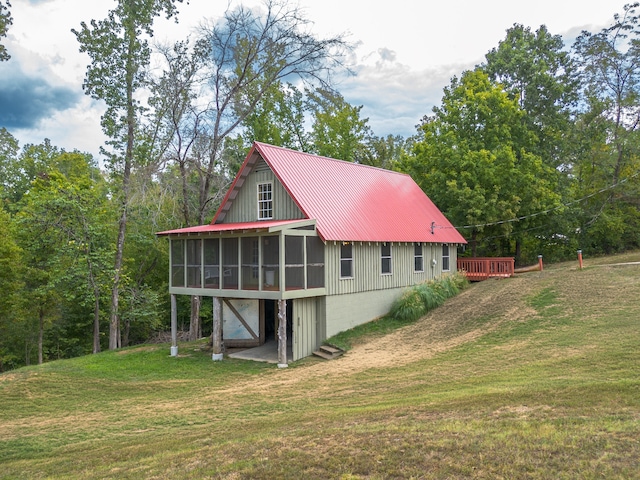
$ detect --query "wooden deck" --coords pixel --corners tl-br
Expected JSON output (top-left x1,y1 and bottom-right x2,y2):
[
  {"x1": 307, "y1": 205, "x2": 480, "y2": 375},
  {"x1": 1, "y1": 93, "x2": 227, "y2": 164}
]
[{"x1": 457, "y1": 257, "x2": 515, "y2": 281}]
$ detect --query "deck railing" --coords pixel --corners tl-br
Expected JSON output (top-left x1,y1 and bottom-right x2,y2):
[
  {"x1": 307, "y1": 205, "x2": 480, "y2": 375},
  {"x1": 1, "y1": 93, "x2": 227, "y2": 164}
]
[{"x1": 457, "y1": 257, "x2": 515, "y2": 281}]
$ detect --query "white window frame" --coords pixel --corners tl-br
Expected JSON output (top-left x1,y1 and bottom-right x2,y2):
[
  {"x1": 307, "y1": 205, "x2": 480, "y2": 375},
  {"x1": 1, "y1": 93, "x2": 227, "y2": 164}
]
[
  {"x1": 257, "y1": 182, "x2": 273, "y2": 220},
  {"x1": 414, "y1": 243, "x2": 424, "y2": 273},
  {"x1": 381, "y1": 243, "x2": 392, "y2": 275},
  {"x1": 442, "y1": 244, "x2": 450, "y2": 271},
  {"x1": 340, "y1": 242, "x2": 353, "y2": 279}
]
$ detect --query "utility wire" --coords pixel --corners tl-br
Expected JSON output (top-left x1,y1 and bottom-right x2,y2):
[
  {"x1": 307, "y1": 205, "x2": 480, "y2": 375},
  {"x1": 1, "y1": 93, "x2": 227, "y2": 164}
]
[{"x1": 446, "y1": 169, "x2": 640, "y2": 231}]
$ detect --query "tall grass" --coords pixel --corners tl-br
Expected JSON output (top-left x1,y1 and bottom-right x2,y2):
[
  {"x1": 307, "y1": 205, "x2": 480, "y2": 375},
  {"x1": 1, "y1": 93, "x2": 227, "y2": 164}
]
[{"x1": 389, "y1": 272, "x2": 468, "y2": 323}]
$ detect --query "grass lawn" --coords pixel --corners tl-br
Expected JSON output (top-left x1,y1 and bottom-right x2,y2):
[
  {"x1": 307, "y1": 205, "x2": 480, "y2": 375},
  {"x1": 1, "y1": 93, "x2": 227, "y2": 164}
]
[{"x1": 1, "y1": 251, "x2": 639, "y2": 479}]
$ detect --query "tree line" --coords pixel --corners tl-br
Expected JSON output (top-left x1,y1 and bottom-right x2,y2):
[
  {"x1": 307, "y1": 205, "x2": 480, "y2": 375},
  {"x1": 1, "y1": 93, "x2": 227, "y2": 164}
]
[{"x1": 1, "y1": 0, "x2": 639, "y2": 370}]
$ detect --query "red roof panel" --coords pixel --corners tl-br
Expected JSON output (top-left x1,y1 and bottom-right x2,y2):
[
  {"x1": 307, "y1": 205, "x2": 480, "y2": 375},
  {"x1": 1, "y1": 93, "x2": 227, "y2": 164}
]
[
  {"x1": 157, "y1": 219, "x2": 307, "y2": 236},
  {"x1": 248, "y1": 143, "x2": 466, "y2": 244}
]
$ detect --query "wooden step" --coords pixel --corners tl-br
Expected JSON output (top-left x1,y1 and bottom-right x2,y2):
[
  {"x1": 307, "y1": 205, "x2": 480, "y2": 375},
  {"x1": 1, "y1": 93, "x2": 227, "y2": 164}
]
[
  {"x1": 319, "y1": 345, "x2": 342, "y2": 355},
  {"x1": 313, "y1": 344, "x2": 344, "y2": 360}
]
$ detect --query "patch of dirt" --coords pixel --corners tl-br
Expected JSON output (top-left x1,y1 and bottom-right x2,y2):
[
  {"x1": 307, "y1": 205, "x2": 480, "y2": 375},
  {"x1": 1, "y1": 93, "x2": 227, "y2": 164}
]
[{"x1": 215, "y1": 275, "x2": 543, "y2": 396}]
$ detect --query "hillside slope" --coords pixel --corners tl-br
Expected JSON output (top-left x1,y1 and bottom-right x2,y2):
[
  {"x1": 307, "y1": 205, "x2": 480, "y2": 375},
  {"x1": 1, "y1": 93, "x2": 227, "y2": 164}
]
[{"x1": 1, "y1": 252, "x2": 639, "y2": 479}]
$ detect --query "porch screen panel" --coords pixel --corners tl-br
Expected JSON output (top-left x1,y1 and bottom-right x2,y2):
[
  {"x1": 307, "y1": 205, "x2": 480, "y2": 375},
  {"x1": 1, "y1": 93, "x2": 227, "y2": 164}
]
[
  {"x1": 222, "y1": 237, "x2": 239, "y2": 289},
  {"x1": 241, "y1": 237, "x2": 259, "y2": 290},
  {"x1": 204, "y1": 238, "x2": 220, "y2": 288},
  {"x1": 171, "y1": 239, "x2": 185, "y2": 287},
  {"x1": 262, "y1": 235, "x2": 279, "y2": 290},
  {"x1": 187, "y1": 239, "x2": 201, "y2": 287},
  {"x1": 285, "y1": 236, "x2": 304, "y2": 290},
  {"x1": 306, "y1": 236, "x2": 325, "y2": 288}
]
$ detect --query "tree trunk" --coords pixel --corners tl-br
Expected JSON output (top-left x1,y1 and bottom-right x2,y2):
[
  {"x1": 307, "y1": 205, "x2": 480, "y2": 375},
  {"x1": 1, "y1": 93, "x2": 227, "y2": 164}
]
[
  {"x1": 109, "y1": 30, "x2": 136, "y2": 350},
  {"x1": 38, "y1": 307, "x2": 44, "y2": 365},
  {"x1": 93, "y1": 290, "x2": 101, "y2": 354},
  {"x1": 122, "y1": 318, "x2": 130, "y2": 348},
  {"x1": 514, "y1": 239, "x2": 522, "y2": 267},
  {"x1": 471, "y1": 230, "x2": 478, "y2": 257},
  {"x1": 189, "y1": 295, "x2": 201, "y2": 341}
]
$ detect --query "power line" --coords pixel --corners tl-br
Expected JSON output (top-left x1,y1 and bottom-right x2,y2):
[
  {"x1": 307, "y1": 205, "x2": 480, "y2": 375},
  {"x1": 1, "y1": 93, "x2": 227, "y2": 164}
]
[{"x1": 449, "y1": 169, "x2": 640, "y2": 231}]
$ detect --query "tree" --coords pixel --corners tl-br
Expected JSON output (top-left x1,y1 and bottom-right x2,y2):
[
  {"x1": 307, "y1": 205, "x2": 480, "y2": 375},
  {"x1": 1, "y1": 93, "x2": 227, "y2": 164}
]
[
  {"x1": 0, "y1": 209, "x2": 22, "y2": 371},
  {"x1": 572, "y1": 3, "x2": 640, "y2": 253},
  {"x1": 238, "y1": 82, "x2": 308, "y2": 151},
  {"x1": 483, "y1": 24, "x2": 579, "y2": 168},
  {"x1": 362, "y1": 134, "x2": 408, "y2": 170},
  {"x1": 0, "y1": 0, "x2": 11, "y2": 61},
  {"x1": 73, "y1": 0, "x2": 183, "y2": 349},
  {"x1": 150, "y1": 0, "x2": 350, "y2": 339},
  {"x1": 16, "y1": 151, "x2": 112, "y2": 360},
  {"x1": 306, "y1": 88, "x2": 372, "y2": 162},
  {"x1": 400, "y1": 70, "x2": 561, "y2": 260}
]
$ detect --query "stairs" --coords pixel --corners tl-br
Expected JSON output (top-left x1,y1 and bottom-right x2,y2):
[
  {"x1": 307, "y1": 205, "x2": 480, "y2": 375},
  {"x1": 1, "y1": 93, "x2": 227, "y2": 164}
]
[{"x1": 313, "y1": 344, "x2": 344, "y2": 360}]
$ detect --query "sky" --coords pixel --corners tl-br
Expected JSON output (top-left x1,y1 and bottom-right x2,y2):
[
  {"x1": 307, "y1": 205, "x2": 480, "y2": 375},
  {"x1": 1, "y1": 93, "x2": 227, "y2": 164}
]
[{"x1": 0, "y1": 0, "x2": 621, "y2": 161}]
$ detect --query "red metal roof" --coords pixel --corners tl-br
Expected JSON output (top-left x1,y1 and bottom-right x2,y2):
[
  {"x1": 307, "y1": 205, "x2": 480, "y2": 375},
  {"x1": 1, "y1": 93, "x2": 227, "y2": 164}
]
[
  {"x1": 211, "y1": 142, "x2": 466, "y2": 244},
  {"x1": 156, "y1": 219, "x2": 309, "y2": 236}
]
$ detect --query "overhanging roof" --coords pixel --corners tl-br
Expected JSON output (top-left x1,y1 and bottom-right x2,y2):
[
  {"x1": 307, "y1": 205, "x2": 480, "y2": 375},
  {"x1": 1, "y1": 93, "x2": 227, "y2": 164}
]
[{"x1": 156, "y1": 219, "x2": 315, "y2": 236}]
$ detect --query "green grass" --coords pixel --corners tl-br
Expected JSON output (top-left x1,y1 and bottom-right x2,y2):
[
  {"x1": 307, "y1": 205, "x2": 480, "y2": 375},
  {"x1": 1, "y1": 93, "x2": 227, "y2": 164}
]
[{"x1": 1, "y1": 253, "x2": 639, "y2": 479}]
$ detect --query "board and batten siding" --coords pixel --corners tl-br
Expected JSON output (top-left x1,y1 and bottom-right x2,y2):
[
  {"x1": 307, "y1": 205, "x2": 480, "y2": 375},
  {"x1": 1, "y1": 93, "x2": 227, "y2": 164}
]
[
  {"x1": 221, "y1": 158, "x2": 305, "y2": 223},
  {"x1": 324, "y1": 242, "x2": 457, "y2": 296},
  {"x1": 292, "y1": 297, "x2": 321, "y2": 361}
]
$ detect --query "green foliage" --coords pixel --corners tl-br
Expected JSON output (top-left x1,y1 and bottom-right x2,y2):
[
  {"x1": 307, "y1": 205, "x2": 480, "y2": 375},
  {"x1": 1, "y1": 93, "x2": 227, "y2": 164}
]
[
  {"x1": 389, "y1": 272, "x2": 468, "y2": 323},
  {"x1": 0, "y1": 0, "x2": 11, "y2": 61},
  {"x1": 482, "y1": 24, "x2": 579, "y2": 168},
  {"x1": 306, "y1": 88, "x2": 372, "y2": 162},
  {"x1": 400, "y1": 70, "x2": 562, "y2": 258},
  {"x1": 570, "y1": 4, "x2": 640, "y2": 255}
]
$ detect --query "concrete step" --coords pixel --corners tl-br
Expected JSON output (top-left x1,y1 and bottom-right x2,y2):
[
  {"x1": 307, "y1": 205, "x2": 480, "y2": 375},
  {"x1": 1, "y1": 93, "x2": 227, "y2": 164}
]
[{"x1": 313, "y1": 344, "x2": 344, "y2": 360}]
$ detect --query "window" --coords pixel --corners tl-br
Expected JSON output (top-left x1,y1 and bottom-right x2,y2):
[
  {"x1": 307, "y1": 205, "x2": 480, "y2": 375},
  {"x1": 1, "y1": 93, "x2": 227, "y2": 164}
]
[
  {"x1": 258, "y1": 183, "x2": 273, "y2": 219},
  {"x1": 381, "y1": 243, "x2": 392, "y2": 274},
  {"x1": 171, "y1": 239, "x2": 185, "y2": 287},
  {"x1": 442, "y1": 244, "x2": 450, "y2": 271},
  {"x1": 186, "y1": 239, "x2": 201, "y2": 287},
  {"x1": 306, "y1": 236, "x2": 325, "y2": 288},
  {"x1": 204, "y1": 238, "x2": 220, "y2": 288},
  {"x1": 340, "y1": 243, "x2": 353, "y2": 278},
  {"x1": 414, "y1": 243, "x2": 423, "y2": 272}
]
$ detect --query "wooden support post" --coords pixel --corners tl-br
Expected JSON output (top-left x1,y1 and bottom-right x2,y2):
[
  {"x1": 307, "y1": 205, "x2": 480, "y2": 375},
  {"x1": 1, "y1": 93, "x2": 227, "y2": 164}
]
[
  {"x1": 212, "y1": 297, "x2": 223, "y2": 361},
  {"x1": 277, "y1": 299, "x2": 288, "y2": 368},
  {"x1": 538, "y1": 255, "x2": 544, "y2": 271},
  {"x1": 170, "y1": 294, "x2": 178, "y2": 357},
  {"x1": 577, "y1": 250, "x2": 583, "y2": 270}
]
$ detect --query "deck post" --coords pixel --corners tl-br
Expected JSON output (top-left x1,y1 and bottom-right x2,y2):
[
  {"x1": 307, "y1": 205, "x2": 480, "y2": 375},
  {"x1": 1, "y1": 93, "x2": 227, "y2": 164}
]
[
  {"x1": 212, "y1": 297, "x2": 223, "y2": 361},
  {"x1": 170, "y1": 294, "x2": 178, "y2": 357},
  {"x1": 277, "y1": 299, "x2": 288, "y2": 368}
]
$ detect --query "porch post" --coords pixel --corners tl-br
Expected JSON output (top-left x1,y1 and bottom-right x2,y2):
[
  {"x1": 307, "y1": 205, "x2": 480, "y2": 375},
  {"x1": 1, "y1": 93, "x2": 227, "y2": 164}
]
[
  {"x1": 170, "y1": 294, "x2": 178, "y2": 357},
  {"x1": 277, "y1": 299, "x2": 288, "y2": 368},
  {"x1": 212, "y1": 296, "x2": 223, "y2": 361}
]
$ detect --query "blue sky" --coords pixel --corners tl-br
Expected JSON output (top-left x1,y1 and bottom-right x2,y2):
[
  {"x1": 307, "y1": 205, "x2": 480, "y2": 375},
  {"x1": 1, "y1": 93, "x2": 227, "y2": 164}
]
[{"x1": 0, "y1": 0, "x2": 619, "y2": 160}]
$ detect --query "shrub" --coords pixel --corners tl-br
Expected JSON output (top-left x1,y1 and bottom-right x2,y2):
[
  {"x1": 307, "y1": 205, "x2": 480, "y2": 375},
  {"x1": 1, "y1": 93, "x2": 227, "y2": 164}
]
[{"x1": 389, "y1": 273, "x2": 468, "y2": 323}]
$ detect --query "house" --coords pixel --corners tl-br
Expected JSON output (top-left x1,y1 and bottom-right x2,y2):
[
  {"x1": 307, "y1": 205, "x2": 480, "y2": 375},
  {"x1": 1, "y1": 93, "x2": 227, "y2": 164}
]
[{"x1": 157, "y1": 142, "x2": 466, "y2": 366}]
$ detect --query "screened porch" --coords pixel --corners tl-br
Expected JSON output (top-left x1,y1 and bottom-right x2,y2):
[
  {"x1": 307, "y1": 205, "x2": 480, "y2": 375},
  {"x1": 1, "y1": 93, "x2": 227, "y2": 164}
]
[{"x1": 169, "y1": 231, "x2": 326, "y2": 298}]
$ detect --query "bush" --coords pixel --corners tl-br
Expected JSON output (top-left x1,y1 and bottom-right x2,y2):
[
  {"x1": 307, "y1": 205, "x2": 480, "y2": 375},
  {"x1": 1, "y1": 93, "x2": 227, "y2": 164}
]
[{"x1": 389, "y1": 273, "x2": 468, "y2": 323}]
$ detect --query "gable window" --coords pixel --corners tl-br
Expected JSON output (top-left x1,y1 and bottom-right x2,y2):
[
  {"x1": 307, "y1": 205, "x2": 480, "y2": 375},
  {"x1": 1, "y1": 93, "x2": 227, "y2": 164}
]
[
  {"x1": 442, "y1": 244, "x2": 450, "y2": 271},
  {"x1": 340, "y1": 243, "x2": 353, "y2": 278},
  {"x1": 381, "y1": 243, "x2": 392, "y2": 274},
  {"x1": 257, "y1": 182, "x2": 273, "y2": 220},
  {"x1": 414, "y1": 243, "x2": 423, "y2": 272}
]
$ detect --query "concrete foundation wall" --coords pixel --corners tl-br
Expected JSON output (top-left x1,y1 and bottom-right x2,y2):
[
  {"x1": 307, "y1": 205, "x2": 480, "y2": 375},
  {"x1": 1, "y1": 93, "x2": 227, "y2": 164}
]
[{"x1": 324, "y1": 287, "x2": 406, "y2": 338}]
